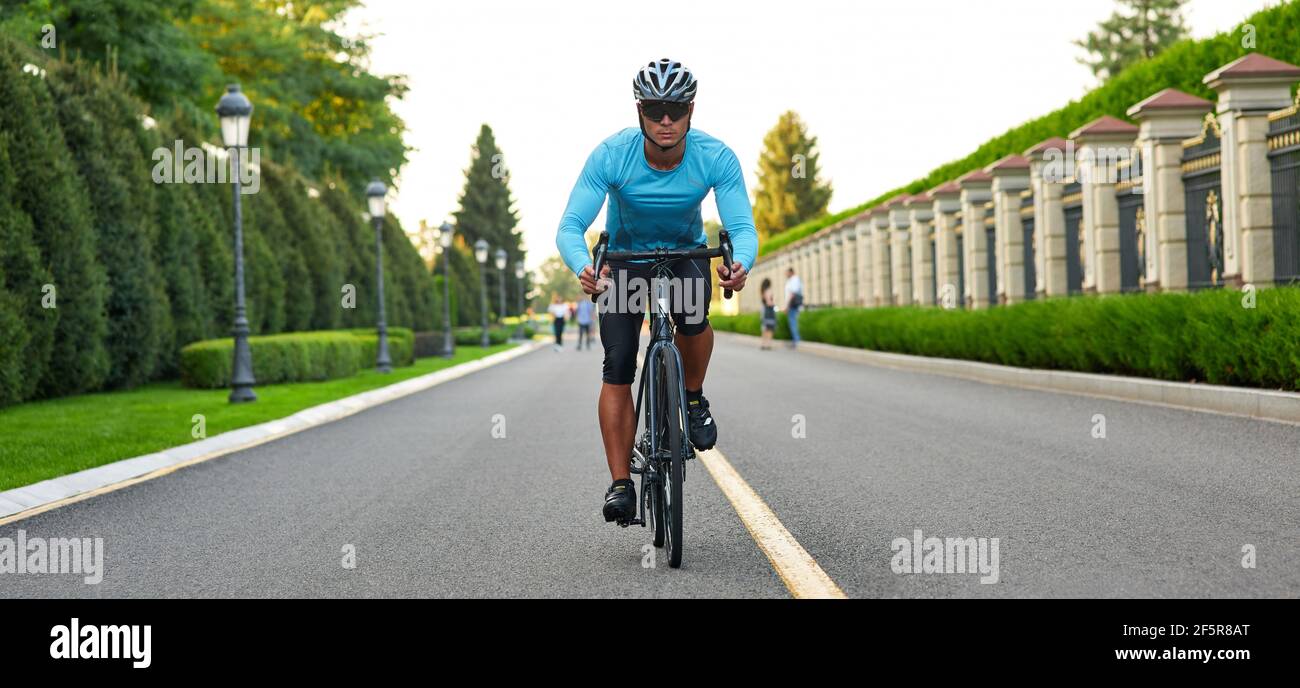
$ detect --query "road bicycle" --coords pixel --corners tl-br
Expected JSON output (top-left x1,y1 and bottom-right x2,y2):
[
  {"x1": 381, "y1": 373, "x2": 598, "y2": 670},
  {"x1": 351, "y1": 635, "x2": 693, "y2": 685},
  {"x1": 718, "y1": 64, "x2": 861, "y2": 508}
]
[{"x1": 590, "y1": 229, "x2": 735, "y2": 568}]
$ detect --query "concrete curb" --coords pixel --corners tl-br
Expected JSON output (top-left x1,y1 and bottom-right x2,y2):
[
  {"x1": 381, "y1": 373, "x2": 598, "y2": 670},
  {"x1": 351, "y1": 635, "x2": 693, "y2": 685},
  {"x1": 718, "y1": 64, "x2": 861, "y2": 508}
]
[
  {"x1": 716, "y1": 331, "x2": 1300, "y2": 426},
  {"x1": 0, "y1": 341, "x2": 547, "y2": 524}
]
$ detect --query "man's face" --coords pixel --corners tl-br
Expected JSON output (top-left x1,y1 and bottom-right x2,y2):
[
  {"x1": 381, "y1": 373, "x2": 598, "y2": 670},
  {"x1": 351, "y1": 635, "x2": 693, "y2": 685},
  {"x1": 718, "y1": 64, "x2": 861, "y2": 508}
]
[{"x1": 638, "y1": 100, "x2": 693, "y2": 148}]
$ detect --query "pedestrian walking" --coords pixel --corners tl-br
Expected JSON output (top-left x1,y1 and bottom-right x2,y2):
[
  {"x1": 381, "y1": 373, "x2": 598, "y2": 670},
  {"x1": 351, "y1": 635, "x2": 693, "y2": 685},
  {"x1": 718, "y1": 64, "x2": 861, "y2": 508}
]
[
  {"x1": 784, "y1": 267, "x2": 803, "y2": 349},
  {"x1": 575, "y1": 297, "x2": 595, "y2": 351},
  {"x1": 548, "y1": 293, "x2": 568, "y2": 350},
  {"x1": 760, "y1": 278, "x2": 777, "y2": 350}
]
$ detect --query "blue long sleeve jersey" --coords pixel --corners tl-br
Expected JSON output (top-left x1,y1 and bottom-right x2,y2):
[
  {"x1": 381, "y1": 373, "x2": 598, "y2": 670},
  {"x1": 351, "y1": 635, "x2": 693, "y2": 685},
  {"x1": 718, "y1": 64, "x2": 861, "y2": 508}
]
[{"x1": 555, "y1": 127, "x2": 758, "y2": 276}]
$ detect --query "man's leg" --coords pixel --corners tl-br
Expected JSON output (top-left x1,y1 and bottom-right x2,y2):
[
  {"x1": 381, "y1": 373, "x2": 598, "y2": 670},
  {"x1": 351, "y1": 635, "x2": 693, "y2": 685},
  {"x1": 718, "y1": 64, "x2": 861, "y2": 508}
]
[
  {"x1": 672, "y1": 255, "x2": 717, "y2": 449},
  {"x1": 675, "y1": 324, "x2": 712, "y2": 391},
  {"x1": 788, "y1": 307, "x2": 800, "y2": 346},
  {"x1": 596, "y1": 278, "x2": 643, "y2": 482},
  {"x1": 598, "y1": 382, "x2": 635, "y2": 481}
]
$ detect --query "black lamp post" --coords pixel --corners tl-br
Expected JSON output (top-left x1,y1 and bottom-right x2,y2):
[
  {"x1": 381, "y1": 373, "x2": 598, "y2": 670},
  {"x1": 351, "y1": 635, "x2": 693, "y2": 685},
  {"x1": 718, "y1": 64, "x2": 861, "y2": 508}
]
[
  {"x1": 494, "y1": 248, "x2": 508, "y2": 330},
  {"x1": 216, "y1": 84, "x2": 256, "y2": 403},
  {"x1": 474, "y1": 239, "x2": 490, "y2": 348},
  {"x1": 514, "y1": 261, "x2": 526, "y2": 341},
  {"x1": 439, "y1": 222, "x2": 454, "y2": 358},
  {"x1": 366, "y1": 179, "x2": 392, "y2": 373}
]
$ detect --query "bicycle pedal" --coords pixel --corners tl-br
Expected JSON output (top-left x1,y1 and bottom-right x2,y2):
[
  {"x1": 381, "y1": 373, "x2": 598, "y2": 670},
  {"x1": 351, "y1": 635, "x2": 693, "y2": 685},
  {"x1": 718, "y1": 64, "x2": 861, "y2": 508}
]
[{"x1": 617, "y1": 518, "x2": 643, "y2": 528}]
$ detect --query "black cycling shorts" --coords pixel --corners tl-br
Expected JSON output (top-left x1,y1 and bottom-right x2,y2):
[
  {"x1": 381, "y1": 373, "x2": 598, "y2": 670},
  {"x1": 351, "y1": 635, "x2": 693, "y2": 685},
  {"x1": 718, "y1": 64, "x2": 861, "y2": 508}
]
[{"x1": 598, "y1": 251, "x2": 712, "y2": 385}]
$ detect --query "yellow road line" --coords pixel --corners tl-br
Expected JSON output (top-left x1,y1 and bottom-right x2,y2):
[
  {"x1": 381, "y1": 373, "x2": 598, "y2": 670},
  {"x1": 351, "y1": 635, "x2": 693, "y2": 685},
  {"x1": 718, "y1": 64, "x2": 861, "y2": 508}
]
[{"x1": 697, "y1": 447, "x2": 847, "y2": 599}]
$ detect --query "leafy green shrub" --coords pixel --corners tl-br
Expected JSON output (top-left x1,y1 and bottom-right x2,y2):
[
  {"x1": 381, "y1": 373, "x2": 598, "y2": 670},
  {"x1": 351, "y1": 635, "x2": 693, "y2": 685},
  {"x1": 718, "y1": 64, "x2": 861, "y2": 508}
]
[
  {"x1": 412, "y1": 331, "x2": 448, "y2": 358},
  {"x1": 713, "y1": 313, "x2": 762, "y2": 336},
  {"x1": 454, "y1": 327, "x2": 510, "y2": 346},
  {"x1": 180, "y1": 331, "x2": 363, "y2": 388},
  {"x1": 350, "y1": 327, "x2": 414, "y2": 368},
  {"x1": 713, "y1": 288, "x2": 1300, "y2": 390}
]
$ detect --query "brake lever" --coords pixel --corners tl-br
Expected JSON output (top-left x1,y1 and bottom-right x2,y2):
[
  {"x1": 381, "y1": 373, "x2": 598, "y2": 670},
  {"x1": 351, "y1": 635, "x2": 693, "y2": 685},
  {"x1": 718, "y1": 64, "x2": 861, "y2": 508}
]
[
  {"x1": 590, "y1": 231, "x2": 609, "y2": 303},
  {"x1": 719, "y1": 229, "x2": 735, "y2": 300}
]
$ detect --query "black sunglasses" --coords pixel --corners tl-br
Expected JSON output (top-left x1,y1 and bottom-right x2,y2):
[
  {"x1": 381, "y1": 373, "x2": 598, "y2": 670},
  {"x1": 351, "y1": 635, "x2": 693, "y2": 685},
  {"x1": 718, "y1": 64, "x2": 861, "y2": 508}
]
[{"x1": 640, "y1": 100, "x2": 691, "y2": 122}]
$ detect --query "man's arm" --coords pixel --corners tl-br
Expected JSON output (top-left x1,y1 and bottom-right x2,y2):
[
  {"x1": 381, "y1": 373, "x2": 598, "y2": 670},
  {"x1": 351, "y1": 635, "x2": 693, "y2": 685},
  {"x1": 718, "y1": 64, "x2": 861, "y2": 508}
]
[
  {"x1": 556, "y1": 145, "x2": 610, "y2": 276},
  {"x1": 711, "y1": 145, "x2": 758, "y2": 272}
]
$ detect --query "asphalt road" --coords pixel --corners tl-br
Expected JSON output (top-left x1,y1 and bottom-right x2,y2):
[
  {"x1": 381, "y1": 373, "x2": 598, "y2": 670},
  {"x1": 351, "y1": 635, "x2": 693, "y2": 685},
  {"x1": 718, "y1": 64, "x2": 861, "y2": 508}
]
[{"x1": 2, "y1": 331, "x2": 1297, "y2": 598}]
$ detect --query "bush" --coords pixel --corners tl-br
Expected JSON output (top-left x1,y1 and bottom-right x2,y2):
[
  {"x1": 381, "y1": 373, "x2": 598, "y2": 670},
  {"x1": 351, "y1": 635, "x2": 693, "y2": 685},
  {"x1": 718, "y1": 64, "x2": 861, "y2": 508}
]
[
  {"x1": 712, "y1": 288, "x2": 1300, "y2": 390},
  {"x1": 413, "y1": 331, "x2": 449, "y2": 358},
  {"x1": 454, "y1": 327, "x2": 510, "y2": 346},
  {"x1": 180, "y1": 331, "x2": 362, "y2": 388},
  {"x1": 349, "y1": 327, "x2": 414, "y2": 368}
]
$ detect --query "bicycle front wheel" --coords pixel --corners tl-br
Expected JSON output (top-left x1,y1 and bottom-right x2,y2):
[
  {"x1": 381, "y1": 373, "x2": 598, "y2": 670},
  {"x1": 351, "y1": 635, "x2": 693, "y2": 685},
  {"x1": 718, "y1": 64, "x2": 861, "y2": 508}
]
[{"x1": 657, "y1": 349, "x2": 685, "y2": 568}]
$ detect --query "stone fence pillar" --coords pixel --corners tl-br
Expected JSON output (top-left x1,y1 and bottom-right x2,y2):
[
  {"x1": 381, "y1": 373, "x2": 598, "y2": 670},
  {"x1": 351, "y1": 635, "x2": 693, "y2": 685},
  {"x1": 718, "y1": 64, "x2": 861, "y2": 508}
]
[{"x1": 958, "y1": 170, "x2": 993, "y2": 309}]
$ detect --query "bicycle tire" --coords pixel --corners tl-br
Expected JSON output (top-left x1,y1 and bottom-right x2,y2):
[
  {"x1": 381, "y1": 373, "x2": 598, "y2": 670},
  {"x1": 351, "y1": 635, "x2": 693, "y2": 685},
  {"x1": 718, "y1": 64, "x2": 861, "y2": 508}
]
[
  {"x1": 658, "y1": 348, "x2": 685, "y2": 568},
  {"x1": 652, "y1": 466, "x2": 666, "y2": 548},
  {"x1": 646, "y1": 372, "x2": 666, "y2": 548}
]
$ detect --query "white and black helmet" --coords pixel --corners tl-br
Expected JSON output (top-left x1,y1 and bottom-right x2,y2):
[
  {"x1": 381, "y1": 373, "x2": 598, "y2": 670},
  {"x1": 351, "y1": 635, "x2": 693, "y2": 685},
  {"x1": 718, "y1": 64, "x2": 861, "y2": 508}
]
[{"x1": 632, "y1": 58, "x2": 697, "y2": 103}]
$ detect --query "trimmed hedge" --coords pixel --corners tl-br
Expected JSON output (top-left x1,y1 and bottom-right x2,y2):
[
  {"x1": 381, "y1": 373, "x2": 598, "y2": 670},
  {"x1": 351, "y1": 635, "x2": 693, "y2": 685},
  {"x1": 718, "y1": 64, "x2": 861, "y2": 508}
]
[
  {"x1": 349, "y1": 327, "x2": 415, "y2": 368},
  {"x1": 454, "y1": 327, "x2": 511, "y2": 346},
  {"x1": 179, "y1": 328, "x2": 415, "y2": 388},
  {"x1": 713, "y1": 288, "x2": 1300, "y2": 391},
  {"x1": 180, "y1": 332, "x2": 361, "y2": 388},
  {"x1": 413, "y1": 331, "x2": 447, "y2": 358}
]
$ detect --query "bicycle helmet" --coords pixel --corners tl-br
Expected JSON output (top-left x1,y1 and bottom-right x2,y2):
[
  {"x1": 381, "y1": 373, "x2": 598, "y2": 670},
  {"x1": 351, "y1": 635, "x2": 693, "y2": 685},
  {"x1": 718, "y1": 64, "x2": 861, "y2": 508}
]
[
  {"x1": 632, "y1": 58, "x2": 698, "y2": 103},
  {"x1": 633, "y1": 58, "x2": 697, "y2": 152}
]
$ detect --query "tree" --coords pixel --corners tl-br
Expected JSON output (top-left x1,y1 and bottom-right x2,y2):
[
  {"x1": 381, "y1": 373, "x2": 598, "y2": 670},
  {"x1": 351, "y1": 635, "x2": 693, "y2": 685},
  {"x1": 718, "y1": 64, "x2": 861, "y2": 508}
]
[
  {"x1": 0, "y1": 0, "x2": 410, "y2": 193},
  {"x1": 1075, "y1": 0, "x2": 1189, "y2": 81},
  {"x1": 452, "y1": 124, "x2": 525, "y2": 315},
  {"x1": 48, "y1": 58, "x2": 172, "y2": 388},
  {"x1": 0, "y1": 38, "x2": 110, "y2": 397},
  {"x1": 532, "y1": 255, "x2": 583, "y2": 310},
  {"x1": 752, "y1": 111, "x2": 832, "y2": 240},
  {"x1": 0, "y1": 140, "x2": 46, "y2": 405},
  {"x1": 0, "y1": 11, "x2": 442, "y2": 405}
]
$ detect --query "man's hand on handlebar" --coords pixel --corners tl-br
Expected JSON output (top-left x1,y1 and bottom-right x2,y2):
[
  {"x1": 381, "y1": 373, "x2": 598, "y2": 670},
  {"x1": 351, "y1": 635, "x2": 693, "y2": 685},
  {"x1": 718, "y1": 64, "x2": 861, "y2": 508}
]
[
  {"x1": 579, "y1": 263, "x2": 612, "y2": 295},
  {"x1": 717, "y1": 261, "x2": 747, "y2": 292}
]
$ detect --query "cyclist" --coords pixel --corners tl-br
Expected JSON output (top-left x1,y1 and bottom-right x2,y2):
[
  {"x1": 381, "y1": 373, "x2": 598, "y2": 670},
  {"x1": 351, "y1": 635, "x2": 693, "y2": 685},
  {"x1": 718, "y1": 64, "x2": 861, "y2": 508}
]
[{"x1": 554, "y1": 58, "x2": 757, "y2": 524}]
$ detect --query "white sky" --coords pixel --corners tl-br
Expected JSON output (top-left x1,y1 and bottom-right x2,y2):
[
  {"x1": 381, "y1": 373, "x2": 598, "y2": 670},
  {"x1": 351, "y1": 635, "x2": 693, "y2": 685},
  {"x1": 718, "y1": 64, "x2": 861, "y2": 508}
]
[{"x1": 347, "y1": 0, "x2": 1275, "y2": 270}]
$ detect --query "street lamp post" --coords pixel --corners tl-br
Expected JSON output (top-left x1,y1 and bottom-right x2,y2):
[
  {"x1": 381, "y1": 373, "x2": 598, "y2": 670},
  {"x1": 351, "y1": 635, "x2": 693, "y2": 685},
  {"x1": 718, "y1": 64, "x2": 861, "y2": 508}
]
[
  {"x1": 216, "y1": 84, "x2": 256, "y2": 404},
  {"x1": 366, "y1": 179, "x2": 392, "y2": 373},
  {"x1": 439, "y1": 222, "x2": 455, "y2": 358},
  {"x1": 494, "y1": 248, "x2": 507, "y2": 332},
  {"x1": 474, "y1": 239, "x2": 489, "y2": 348},
  {"x1": 514, "y1": 261, "x2": 526, "y2": 341}
]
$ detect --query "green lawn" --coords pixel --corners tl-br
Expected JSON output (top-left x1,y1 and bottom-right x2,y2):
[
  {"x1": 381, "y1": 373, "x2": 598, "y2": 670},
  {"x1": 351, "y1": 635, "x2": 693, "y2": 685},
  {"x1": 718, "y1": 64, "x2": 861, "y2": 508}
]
[{"x1": 0, "y1": 344, "x2": 516, "y2": 492}]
